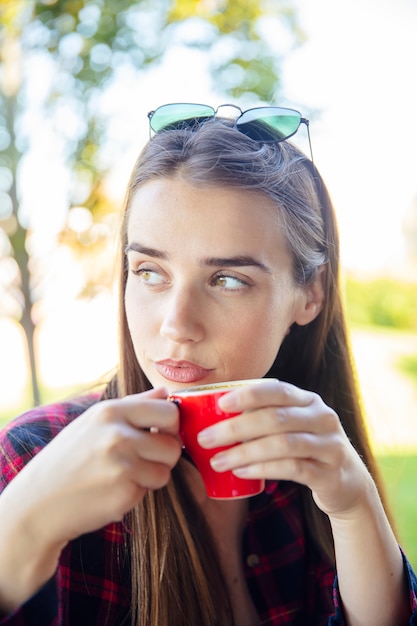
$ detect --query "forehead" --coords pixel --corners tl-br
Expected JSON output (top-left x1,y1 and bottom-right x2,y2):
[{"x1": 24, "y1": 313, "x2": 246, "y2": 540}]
[
  {"x1": 127, "y1": 177, "x2": 295, "y2": 277},
  {"x1": 127, "y1": 176, "x2": 285, "y2": 243}
]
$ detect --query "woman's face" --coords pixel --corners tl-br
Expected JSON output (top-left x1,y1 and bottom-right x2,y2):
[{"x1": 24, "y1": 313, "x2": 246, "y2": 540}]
[{"x1": 125, "y1": 176, "x2": 317, "y2": 390}]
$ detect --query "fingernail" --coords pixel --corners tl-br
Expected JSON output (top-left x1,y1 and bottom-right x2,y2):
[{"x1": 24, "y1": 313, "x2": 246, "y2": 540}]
[
  {"x1": 197, "y1": 428, "x2": 216, "y2": 447},
  {"x1": 210, "y1": 454, "x2": 228, "y2": 471},
  {"x1": 233, "y1": 466, "x2": 248, "y2": 477},
  {"x1": 218, "y1": 393, "x2": 238, "y2": 411}
]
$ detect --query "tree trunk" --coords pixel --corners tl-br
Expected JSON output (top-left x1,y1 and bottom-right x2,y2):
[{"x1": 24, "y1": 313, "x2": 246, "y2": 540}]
[
  {"x1": 6, "y1": 94, "x2": 41, "y2": 407},
  {"x1": 18, "y1": 234, "x2": 41, "y2": 407}
]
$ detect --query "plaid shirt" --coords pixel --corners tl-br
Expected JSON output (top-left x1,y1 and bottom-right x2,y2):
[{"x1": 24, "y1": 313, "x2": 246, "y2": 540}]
[{"x1": 1, "y1": 397, "x2": 416, "y2": 626}]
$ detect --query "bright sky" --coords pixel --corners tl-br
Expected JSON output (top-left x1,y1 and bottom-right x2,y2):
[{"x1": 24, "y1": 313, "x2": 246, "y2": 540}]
[
  {"x1": 83, "y1": 0, "x2": 417, "y2": 276},
  {"x1": 16, "y1": 0, "x2": 417, "y2": 273},
  {"x1": 137, "y1": 0, "x2": 417, "y2": 274},
  {"x1": 285, "y1": 0, "x2": 417, "y2": 274},
  {"x1": 1, "y1": 0, "x2": 417, "y2": 414}
]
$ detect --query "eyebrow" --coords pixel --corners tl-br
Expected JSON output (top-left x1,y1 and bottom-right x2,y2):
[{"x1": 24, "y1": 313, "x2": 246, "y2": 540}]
[
  {"x1": 125, "y1": 243, "x2": 272, "y2": 274},
  {"x1": 125, "y1": 243, "x2": 166, "y2": 259}
]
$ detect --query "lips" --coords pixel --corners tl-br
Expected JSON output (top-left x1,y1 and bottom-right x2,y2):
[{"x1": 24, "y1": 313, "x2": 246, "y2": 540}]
[{"x1": 155, "y1": 359, "x2": 212, "y2": 384}]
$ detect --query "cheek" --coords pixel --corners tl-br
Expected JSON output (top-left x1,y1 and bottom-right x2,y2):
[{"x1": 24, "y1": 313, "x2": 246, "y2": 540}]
[
  {"x1": 124, "y1": 282, "x2": 135, "y2": 334},
  {"x1": 229, "y1": 307, "x2": 287, "y2": 370},
  {"x1": 252, "y1": 296, "x2": 296, "y2": 359},
  {"x1": 124, "y1": 281, "x2": 149, "y2": 346}
]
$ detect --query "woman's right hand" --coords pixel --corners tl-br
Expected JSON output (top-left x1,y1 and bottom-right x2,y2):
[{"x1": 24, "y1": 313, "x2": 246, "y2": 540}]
[{"x1": 0, "y1": 387, "x2": 181, "y2": 611}]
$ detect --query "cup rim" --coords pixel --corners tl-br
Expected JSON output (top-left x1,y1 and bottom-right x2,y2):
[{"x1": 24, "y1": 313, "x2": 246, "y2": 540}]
[{"x1": 169, "y1": 378, "x2": 276, "y2": 397}]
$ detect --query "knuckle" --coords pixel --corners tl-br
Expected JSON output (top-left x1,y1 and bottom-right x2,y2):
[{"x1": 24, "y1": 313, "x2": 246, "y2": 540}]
[
  {"x1": 279, "y1": 381, "x2": 294, "y2": 403},
  {"x1": 273, "y1": 407, "x2": 288, "y2": 426},
  {"x1": 96, "y1": 400, "x2": 121, "y2": 424},
  {"x1": 106, "y1": 458, "x2": 131, "y2": 485},
  {"x1": 309, "y1": 393, "x2": 340, "y2": 428},
  {"x1": 102, "y1": 424, "x2": 131, "y2": 454},
  {"x1": 289, "y1": 457, "x2": 304, "y2": 477},
  {"x1": 309, "y1": 391, "x2": 322, "y2": 406},
  {"x1": 243, "y1": 385, "x2": 262, "y2": 406},
  {"x1": 234, "y1": 441, "x2": 251, "y2": 466},
  {"x1": 226, "y1": 416, "x2": 242, "y2": 440},
  {"x1": 291, "y1": 457, "x2": 315, "y2": 482},
  {"x1": 323, "y1": 407, "x2": 340, "y2": 430},
  {"x1": 330, "y1": 435, "x2": 348, "y2": 465},
  {"x1": 280, "y1": 431, "x2": 296, "y2": 453}
]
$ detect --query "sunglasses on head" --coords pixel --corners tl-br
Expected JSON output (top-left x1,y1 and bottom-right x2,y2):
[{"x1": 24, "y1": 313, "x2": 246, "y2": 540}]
[{"x1": 147, "y1": 102, "x2": 313, "y2": 159}]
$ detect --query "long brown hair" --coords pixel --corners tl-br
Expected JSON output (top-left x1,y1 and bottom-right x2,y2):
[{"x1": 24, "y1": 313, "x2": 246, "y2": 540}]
[{"x1": 104, "y1": 120, "x2": 389, "y2": 625}]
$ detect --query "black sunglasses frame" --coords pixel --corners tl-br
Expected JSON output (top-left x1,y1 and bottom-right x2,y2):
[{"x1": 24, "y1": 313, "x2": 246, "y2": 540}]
[{"x1": 147, "y1": 103, "x2": 313, "y2": 160}]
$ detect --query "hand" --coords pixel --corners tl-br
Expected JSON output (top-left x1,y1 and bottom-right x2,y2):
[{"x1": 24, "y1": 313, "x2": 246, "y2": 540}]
[
  {"x1": 3, "y1": 387, "x2": 181, "y2": 546},
  {"x1": 197, "y1": 379, "x2": 374, "y2": 519},
  {"x1": 0, "y1": 387, "x2": 181, "y2": 610}
]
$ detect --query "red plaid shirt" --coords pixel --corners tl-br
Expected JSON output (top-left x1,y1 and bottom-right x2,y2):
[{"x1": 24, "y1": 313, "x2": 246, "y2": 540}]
[{"x1": 1, "y1": 397, "x2": 416, "y2": 626}]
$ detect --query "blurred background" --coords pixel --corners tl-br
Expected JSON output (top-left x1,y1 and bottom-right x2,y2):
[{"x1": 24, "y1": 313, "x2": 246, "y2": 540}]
[{"x1": 0, "y1": 0, "x2": 416, "y2": 565}]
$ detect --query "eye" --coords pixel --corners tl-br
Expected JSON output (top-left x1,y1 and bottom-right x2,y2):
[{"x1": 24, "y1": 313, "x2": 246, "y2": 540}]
[
  {"x1": 133, "y1": 267, "x2": 165, "y2": 286},
  {"x1": 212, "y1": 273, "x2": 249, "y2": 290}
]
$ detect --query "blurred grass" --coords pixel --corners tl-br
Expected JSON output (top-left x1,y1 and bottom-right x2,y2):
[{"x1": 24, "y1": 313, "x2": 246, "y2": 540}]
[
  {"x1": 345, "y1": 275, "x2": 417, "y2": 331},
  {"x1": 0, "y1": 382, "x2": 91, "y2": 427},
  {"x1": 345, "y1": 275, "x2": 417, "y2": 568},
  {"x1": 378, "y1": 453, "x2": 417, "y2": 570},
  {"x1": 398, "y1": 353, "x2": 417, "y2": 392}
]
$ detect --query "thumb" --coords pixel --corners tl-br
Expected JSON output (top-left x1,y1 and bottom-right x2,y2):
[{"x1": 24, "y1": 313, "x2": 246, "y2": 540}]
[{"x1": 134, "y1": 386, "x2": 170, "y2": 400}]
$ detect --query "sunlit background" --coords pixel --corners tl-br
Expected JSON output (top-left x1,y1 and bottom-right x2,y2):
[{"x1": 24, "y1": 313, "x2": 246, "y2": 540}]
[
  {"x1": 1, "y1": 0, "x2": 417, "y2": 442},
  {"x1": 1, "y1": 0, "x2": 417, "y2": 566}
]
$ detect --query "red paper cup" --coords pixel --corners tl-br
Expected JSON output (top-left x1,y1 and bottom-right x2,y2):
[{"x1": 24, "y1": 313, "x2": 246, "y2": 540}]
[{"x1": 170, "y1": 380, "x2": 267, "y2": 500}]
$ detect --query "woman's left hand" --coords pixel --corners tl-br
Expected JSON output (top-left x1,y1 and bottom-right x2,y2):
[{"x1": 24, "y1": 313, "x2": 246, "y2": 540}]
[{"x1": 197, "y1": 379, "x2": 373, "y2": 519}]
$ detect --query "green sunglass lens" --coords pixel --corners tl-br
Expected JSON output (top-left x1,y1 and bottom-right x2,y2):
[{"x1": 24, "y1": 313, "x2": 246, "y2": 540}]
[
  {"x1": 237, "y1": 108, "x2": 301, "y2": 142},
  {"x1": 150, "y1": 104, "x2": 215, "y2": 132}
]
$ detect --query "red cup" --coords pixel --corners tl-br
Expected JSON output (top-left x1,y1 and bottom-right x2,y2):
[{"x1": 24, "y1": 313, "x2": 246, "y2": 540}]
[{"x1": 169, "y1": 380, "x2": 266, "y2": 500}]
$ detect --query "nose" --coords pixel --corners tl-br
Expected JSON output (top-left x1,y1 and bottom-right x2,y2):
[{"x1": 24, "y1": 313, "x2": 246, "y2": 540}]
[{"x1": 160, "y1": 287, "x2": 205, "y2": 344}]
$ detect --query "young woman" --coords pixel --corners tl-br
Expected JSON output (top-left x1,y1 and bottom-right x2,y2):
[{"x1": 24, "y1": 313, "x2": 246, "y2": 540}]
[{"x1": 0, "y1": 104, "x2": 416, "y2": 626}]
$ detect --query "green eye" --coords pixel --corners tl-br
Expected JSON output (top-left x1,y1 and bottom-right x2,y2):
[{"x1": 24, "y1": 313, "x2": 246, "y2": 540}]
[
  {"x1": 136, "y1": 268, "x2": 164, "y2": 285},
  {"x1": 141, "y1": 270, "x2": 154, "y2": 281},
  {"x1": 214, "y1": 275, "x2": 246, "y2": 289}
]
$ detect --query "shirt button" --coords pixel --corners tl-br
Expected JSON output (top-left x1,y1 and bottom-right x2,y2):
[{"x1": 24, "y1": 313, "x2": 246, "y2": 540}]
[{"x1": 246, "y1": 553, "x2": 260, "y2": 567}]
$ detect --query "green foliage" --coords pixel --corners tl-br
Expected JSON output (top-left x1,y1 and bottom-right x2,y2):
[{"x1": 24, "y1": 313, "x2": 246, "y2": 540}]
[
  {"x1": 378, "y1": 453, "x2": 417, "y2": 570},
  {"x1": 345, "y1": 276, "x2": 417, "y2": 331},
  {"x1": 397, "y1": 353, "x2": 417, "y2": 391},
  {"x1": 0, "y1": 0, "x2": 303, "y2": 254},
  {"x1": 215, "y1": 52, "x2": 280, "y2": 103},
  {"x1": 0, "y1": 0, "x2": 302, "y2": 404}
]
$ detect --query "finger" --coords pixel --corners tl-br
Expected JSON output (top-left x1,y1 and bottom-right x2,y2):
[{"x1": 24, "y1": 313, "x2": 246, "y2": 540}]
[
  {"x1": 131, "y1": 430, "x2": 182, "y2": 467},
  {"x1": 100, "y1": 458, "x2": 174, "y2": 518},
  {"x1": 98, "y1": 420, "x2": 181, "y2": 470},
  {"x1": 217, "y1": 379, "x2": 313, "y2": 413},
  {"x1": 231, "y1": 448, "x2": 369, "y2": 517},
  {"x1": 232, "y1": 457, "x2": 324, "y2": 485},
  {"x1": 198, "y1": 403, "x2": 339, "y2": 448},
  {"x1": 209, "y1": 432, "x2": 336, "y2": 473},
  {"x1": 100, "y1": 392, "x2": 179, "y2": 435},
  {"x1": 128, "y1": 458, "x2": 175, "y2": 491},
  {"x1": 136, "y1": 386, "x2": 171, "y2": 400}
]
